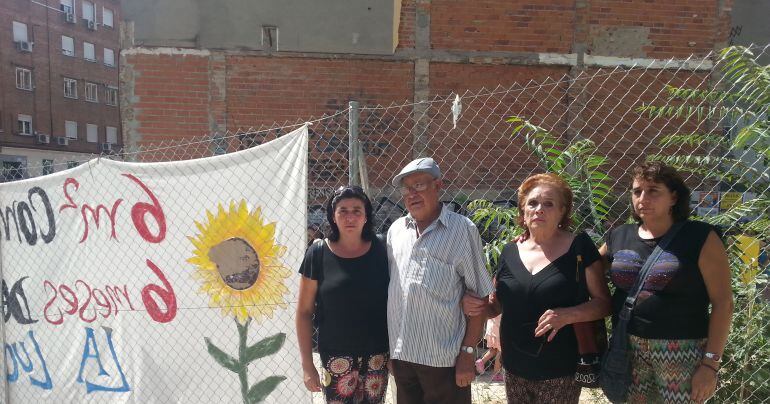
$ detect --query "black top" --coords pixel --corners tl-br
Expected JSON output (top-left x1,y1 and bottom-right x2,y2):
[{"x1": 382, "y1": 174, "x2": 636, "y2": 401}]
[
  {"x1": 606, "y1": 220, "x2": 713, "y2": 339},
  {"x1": 496, "y1": 232, "x2": 600, "y2": 380},
  {"x1": 299, "y1": 238, "x2": 389, "y2": 356}
]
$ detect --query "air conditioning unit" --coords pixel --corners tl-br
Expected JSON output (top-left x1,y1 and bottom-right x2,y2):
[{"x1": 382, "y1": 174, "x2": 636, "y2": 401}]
[
  {"x1": 15, "y1": 41, "x2": 32, "y2": 52},
  {"x1": 101, "y1": 142, "x2": 113, "y2": 153},
  {"x1": 64, "y1": 12, "x2": 75, "y2": 23},
  {"x1": 86, "y1": 20, "x2": 97, "y2": 30},
  {"x1": 56, "y1": 136, "x2": 70, "y2": 146},
  {"x1": 36, "y1": 134, "x2": 50, "y2": 144}
]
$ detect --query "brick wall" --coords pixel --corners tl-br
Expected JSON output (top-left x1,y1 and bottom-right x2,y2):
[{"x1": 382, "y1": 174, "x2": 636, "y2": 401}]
[
  {"x1": 586, "y1": 0, "x2": 721, "y2": 58},
  {"x1": 431, "y1": 0, "x2": 575, "y2": 53},
  {"x1": 226, "y1": 57, "x2": 413, "y2": 129},
  {"x1": 127, "y1": 53, "x2": 211, "y2": 145},
  {"x1": 122, "y1": 0, "x2": 733, "y2": 194}
]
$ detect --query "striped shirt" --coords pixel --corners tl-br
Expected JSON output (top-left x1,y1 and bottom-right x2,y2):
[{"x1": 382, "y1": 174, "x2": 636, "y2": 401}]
[{"x1": 386, "y1": 205, "x2": 494, "y2": 367}]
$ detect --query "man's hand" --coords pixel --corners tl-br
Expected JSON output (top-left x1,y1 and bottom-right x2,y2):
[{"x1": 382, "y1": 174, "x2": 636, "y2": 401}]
[
  {"x1": 455, "y1": 351, "x2": 475, "y2": 387},
  {"x1": 462, "y1": 293, "x2": 487, "y2": 316}
]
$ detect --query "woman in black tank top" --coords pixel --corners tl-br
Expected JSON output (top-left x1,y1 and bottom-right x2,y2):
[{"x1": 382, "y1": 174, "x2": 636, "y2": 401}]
[{"x1": 598, "y1": 162, "x2": 733, "y2": 404}]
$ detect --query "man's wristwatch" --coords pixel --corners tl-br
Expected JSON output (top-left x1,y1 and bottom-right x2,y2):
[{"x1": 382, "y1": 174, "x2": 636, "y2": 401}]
[
  {"x1": 461, "y1": 345, "x2": 475, "y2": 355},
  {"x1": 704, "y1": 352, "x2": 722, "y2": 363}
]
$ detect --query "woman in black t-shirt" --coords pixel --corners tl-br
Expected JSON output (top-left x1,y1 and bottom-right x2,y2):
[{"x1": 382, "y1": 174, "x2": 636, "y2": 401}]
[
  {"x1": 599, "y1": 162, "x2": 733, "y2": 404},
  {"x1": 464, "y1": 173, "x2": 611, "y2": 403},
  {"x1": 296, "y1": 186, "x2": 390, "y2": 404}
]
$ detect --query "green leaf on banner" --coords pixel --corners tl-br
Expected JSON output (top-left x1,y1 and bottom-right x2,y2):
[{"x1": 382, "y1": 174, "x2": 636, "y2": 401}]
[
  {"x1": 247, "y1": 375, "x2": 286, "y2": 403},
  {"x1": 204, "y1": 337, "x2": 240, "y2": 373},
  {"x1": 244, "y1": 333, "x2": 286, "y2": 365}
]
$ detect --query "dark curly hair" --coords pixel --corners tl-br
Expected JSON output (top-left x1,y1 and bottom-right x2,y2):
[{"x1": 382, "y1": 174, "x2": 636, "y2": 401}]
[
  {"x1": 631, "y1": 161, "x2": 691, "y2": 223},
  {"x1": 325, "y1": 185, "x2": 376, "y2": 242}
]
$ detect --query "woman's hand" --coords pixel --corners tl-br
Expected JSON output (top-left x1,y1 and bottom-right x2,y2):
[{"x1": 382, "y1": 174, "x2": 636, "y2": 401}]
[
  {"x1": 462, "y1": 293, "x2": 488, "y2": 316},
  {"x1": 690, "y1": 364, "x2": 717, "y2": 403},
  {"x1": 302, "y1": 365, "x2": 323, "y2": 392},
  {"x1": 535, "y1": 308, "x2": 573, "y2": 342}
]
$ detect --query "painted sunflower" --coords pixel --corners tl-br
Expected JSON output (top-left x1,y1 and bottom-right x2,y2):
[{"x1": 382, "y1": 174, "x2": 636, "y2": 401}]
[{"x1": 187, "y1": 200, "x2": 290, "y2": 323}]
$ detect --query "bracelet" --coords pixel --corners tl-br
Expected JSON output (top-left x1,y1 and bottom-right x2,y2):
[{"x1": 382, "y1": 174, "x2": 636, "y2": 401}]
[{"x1": 700, "y1": 362, "x2": 719, "y2": 373}]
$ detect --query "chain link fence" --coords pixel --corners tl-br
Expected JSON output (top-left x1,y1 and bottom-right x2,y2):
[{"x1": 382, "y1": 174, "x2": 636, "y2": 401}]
[{"x1": 2, "y1": 43, "x2": 768, "y2": 403}]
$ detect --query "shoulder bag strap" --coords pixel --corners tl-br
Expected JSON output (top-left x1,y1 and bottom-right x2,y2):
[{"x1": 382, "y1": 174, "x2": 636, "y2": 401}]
[{"x1": 575, "y1": 233, "x2": 589, "y2": 303}]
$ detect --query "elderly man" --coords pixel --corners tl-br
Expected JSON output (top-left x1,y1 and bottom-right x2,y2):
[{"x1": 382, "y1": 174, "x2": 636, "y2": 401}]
[{"x1": 387, "y1": 157, "x2": 493, "y2": 404}]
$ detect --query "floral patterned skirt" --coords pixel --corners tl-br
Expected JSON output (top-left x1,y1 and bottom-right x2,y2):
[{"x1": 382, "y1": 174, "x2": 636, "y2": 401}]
[
  {"x1": 320, "y1": 352, "x2": 389, "y2": 404},
  {"x1": 504, "y1": 371, "x2": 581, "y2": 404}
]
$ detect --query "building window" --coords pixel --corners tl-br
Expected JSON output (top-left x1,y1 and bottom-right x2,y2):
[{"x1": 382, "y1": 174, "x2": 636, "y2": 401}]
[
  {"x1": 84, "y1": 42, "x2": 95, "y2": 62},
  {"x1": 65, "y1": 120, "x2": 78, "y2": 139},
  {"x1": 106, "y1": 126, "x2": 118, "y2": 144},
  {"x1": 67, "y1": 161, "x2": 79, "y2": 169},
  {"x1": 103, "y1": 7, "x2": 114, "y2": 28},
  {"x1": 2, "y1": 161, "x2": 26, "y2": 182},
  {"x1": 17, "y1": 114, "x2": 32, "y2": 135},
  {"x1": 42, "y1": 159, "x2": 54, "y2": 175},
  {"x1": 62, "y1": 35, "x2": 74, "y2": 56},
  {"x1": 60, "y1": 0, "x2": 74, "y2": 13},
  {"x1": 60, "y1": 0, "x2": 75, "y2": 23},
  {"x1": 82, "y1": 1, "x2": 95, "y2": 22},
  {"x1": 262, "y1": 25, "x2": 278, "y2": 51},
  {"x1": 106, "y1": 86, "x2": 118, "y2": 106},
  {"x1": 15, "y1": 67, "x2": 32, "y2": 90},
  {"x1": 86, "y1": 123, "x2": 98, "y2": 143},
  {"x1": 64, "y1": 77, "x2": 77, "y2": 98},
  {"x1": 12, "y1": 21, "x2": 28, "y2": 43},
  {"x1": 85, "y1": 82, "x2": 98, "y2": 102},
  {"x1": 104, "y1": 48, "x2": 115, "y2": 67}
]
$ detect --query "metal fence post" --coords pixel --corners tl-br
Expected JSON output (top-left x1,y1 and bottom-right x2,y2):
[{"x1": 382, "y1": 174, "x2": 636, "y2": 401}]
[{"x1": 348, "y1": 100, "x2": 360, "y2": 186}]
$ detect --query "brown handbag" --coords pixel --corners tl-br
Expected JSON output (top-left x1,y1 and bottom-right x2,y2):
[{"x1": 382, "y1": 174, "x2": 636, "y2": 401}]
[{"x1": 573, "y1": 246, "x2": 608, "y2": 388}]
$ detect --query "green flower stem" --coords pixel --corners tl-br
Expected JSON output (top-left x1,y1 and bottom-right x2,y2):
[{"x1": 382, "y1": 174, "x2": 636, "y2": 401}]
[{"x1": 237, "y1": 318, "x2": 252, "y2": 404}]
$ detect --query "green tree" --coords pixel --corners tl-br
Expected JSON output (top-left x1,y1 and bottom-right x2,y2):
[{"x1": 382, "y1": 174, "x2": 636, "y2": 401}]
[{"x1": 469, "y1": 117, "x2": 615, "y2": 272}]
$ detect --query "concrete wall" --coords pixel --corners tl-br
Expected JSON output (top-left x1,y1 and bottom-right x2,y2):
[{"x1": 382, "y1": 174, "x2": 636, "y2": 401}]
[
  {"x1": 730, "y1": 0, "x2": 770, "y2": 64},
  {"x1": 120, "y1": 0, "x2": 401, "y2": 54}
]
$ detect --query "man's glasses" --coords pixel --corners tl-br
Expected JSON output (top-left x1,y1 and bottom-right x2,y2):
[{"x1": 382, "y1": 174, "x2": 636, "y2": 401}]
[{"x1": 399, "y1": 182, "x2": 432, "y2": 195}]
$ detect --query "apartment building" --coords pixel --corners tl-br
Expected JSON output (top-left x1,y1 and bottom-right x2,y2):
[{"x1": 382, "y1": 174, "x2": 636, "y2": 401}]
[{"x1": 0, "y1": 0, "x2": 122, "y2": 181}]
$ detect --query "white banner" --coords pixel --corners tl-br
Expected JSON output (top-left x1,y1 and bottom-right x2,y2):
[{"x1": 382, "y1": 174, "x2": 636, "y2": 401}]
[{"x1": 0, "y1": 126, "x2": 309, "y2": 403}]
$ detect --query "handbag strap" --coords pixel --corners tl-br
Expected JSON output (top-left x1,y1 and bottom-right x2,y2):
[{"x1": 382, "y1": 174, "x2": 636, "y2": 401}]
[
  {"x1": 617, "y1": 221, "x2": 684, "y2": 322},
  {"x1": 575, "y1": 232, "x2": 589, "y2": 303}
]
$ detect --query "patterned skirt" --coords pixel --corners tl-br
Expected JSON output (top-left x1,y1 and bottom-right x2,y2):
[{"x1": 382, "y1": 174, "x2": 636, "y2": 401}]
[
  {"x1": 627, "y1": 335, "x2": 707, "y2": 404},
  {"x1": 504, "y1": 371, "x2": 581, "y2": 404},
  {"x1": 319, "y1": 352, "x2": 389, "y2": 404}
]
